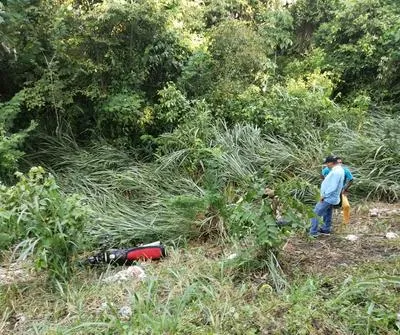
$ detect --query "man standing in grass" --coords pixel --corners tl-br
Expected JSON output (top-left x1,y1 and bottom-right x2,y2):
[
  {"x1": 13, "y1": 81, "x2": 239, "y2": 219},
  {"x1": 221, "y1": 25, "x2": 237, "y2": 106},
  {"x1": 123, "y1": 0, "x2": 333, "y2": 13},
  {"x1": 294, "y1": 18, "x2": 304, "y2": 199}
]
[
  {"x1": 321, "y1": 157, "x2": 354, "y2": 224},
  {"x1": 310, "y1": 156, "x2": 344, "y2": 237}
]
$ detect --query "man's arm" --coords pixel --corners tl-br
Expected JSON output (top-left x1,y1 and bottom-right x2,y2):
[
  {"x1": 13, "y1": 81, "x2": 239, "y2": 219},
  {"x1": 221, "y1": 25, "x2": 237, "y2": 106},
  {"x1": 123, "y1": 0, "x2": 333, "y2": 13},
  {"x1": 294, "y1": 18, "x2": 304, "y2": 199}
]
[
  {"x1": 343, "y1": 180, "x2": 353, "y2": 193},
  {"x1": 321, "y1": 167, "x2": 329, "y2": 180},
  {"x1": 343, "y1": 167, "x2": 354, "y2": 192}
]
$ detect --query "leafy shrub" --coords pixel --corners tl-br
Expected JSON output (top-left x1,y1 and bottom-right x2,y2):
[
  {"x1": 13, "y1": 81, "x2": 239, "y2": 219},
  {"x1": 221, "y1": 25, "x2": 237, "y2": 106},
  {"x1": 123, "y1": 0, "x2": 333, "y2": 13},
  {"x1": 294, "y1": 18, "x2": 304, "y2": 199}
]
[
  {"x1": 261, "y1": 72, "x2": 344, "y2": 137},
  {"x1": 156, "y1": 83, "x2": 191, "y2": 125},
  {"x1": 209, "y1": 20, "x2": 268, "y2": 82},
  {"x1": 256, "y1": 7, "x2": 293, "y2": 52},
  {"x1": 0, "y1": 167, "x2": 89, "y2": 283},
  {"x1": 178, "y1": 51, "x2": 214, "y2": 98},
  {"x1": 0, "y1": 94, "x2": 36, "y2": 181},
  {"x1": 228, "y1": 184, "x2": 281, "y2": 246},
  {"x1": 96, "y1": 92, "x2": 152, "y2": 148}
]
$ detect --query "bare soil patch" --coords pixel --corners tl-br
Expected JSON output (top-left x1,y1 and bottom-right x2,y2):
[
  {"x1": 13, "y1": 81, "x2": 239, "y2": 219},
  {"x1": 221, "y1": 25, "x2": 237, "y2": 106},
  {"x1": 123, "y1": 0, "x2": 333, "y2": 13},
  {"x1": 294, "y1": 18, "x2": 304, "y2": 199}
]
[{"x1": 281, "y1": 202, "x2": 400, "y2": 276}]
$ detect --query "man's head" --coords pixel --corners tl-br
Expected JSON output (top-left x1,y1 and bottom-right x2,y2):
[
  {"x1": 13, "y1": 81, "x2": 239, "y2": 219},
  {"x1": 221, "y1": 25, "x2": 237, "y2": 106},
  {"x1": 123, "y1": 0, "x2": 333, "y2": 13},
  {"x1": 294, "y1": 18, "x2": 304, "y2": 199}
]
[
  {"x1": 323, "y1": 155, "x2": 339, "y2": 168},
  {"x1": 336, "y1": 157, "x2": 343, "y2": 164}
]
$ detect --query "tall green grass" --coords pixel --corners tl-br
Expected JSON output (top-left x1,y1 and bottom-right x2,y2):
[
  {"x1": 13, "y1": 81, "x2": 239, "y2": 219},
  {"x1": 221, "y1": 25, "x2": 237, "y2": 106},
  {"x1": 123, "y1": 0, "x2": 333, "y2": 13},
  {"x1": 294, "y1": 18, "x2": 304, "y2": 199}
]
[
  {"x1": 28, "y1": 115, "x2": 400, "y2": 246},
  {"x1": 29, "y1": 136, "x2": 207, "y2": 246},
  {"x1": 3, "y1": 247, "x2": 399, "y2": 334},
  {"x1": 334, "y1": 116, "x2": 400, "y2": 201}
]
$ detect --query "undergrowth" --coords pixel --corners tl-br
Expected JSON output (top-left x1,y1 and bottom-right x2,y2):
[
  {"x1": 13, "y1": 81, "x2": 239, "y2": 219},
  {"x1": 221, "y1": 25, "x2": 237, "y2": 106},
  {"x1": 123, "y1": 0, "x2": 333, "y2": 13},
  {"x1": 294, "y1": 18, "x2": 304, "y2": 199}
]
[
  {"x1": 0, "y1": 245, "x2": 399, "y2": 335},
  {"x1": 0, "y1": 167, "x2": 88, "y2": 284}
]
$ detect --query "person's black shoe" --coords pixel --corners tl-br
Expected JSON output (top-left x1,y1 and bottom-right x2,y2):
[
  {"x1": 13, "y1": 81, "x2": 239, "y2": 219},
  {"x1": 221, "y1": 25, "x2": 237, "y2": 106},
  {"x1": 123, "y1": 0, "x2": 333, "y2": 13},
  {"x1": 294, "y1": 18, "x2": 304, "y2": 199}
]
[{"x1": 318, "y1": 229, "x2": 331, "y2": 235}]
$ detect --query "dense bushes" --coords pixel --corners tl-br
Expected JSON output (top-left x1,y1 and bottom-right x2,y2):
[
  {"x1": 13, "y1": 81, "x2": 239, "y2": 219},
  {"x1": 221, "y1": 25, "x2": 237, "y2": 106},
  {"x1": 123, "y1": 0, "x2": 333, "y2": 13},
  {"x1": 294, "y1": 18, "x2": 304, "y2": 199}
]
[
  {"x1": 1, "y1": 0, "x2": 399, "y2": 154},
  {"x1": 314, "y1": 0, "x2": 400, "y2": 101}
]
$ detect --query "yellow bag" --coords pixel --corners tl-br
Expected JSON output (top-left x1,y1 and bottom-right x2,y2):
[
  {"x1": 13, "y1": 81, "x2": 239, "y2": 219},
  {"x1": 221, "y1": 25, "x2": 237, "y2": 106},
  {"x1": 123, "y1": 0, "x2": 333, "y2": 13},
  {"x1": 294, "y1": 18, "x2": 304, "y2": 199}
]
[
  {"x1": 341, "y1": 194, "x2": 350, "y2": 224},
  {"x1": 341, "y1": 194, "x2": 350, "y2": 209}
]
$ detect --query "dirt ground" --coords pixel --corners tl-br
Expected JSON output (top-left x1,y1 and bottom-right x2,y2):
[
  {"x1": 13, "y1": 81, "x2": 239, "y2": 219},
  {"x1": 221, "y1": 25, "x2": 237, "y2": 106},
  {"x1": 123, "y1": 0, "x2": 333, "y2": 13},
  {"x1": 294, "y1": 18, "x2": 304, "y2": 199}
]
[
  {"x1": 0, "y1": 261, "x2": 33, "y2": 286},
  {"x1": 281, "y1": 202, "x2": 400, "y2": 276}
]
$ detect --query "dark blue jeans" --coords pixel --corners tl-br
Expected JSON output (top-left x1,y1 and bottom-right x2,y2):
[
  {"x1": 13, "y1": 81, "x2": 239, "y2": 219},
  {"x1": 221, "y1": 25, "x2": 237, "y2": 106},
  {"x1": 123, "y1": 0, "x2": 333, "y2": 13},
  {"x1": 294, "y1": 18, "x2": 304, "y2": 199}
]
[{"x1": 309, "y1": 200, "x2": 333, "y2": 235}]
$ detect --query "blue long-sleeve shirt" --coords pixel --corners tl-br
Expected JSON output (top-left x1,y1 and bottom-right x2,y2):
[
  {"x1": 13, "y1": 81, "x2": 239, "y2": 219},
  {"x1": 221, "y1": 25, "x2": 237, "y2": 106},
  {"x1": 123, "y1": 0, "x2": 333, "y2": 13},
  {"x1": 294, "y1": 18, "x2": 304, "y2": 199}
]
[
  {"x1": 321, "y1": 165, "x2": 345, "y2": 205},
  {"x1": 322, "y1": 165, "x2": 354, "y2": 189}
]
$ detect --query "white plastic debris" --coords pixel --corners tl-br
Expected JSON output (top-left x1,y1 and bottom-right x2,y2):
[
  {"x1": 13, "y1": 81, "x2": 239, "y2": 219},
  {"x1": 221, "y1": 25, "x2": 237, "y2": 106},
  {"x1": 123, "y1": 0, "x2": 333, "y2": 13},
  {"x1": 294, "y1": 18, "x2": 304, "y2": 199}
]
[
  {"x1": 345, "y1": 234, "x2": 359, "y2": 242},
  {"x1": 142, "y1": 241, "x2": 161, "y2": 247},
  {"x1": 102, "y1": 265, "x2": 146, "y2": 283},
  {"x1": 226, "y1": 253, "x2": 238, "y2": 260},
  {"x1": 119, "y1": 306, "x2": 132, "y2": 319},
  {"x1": 385, "y1": 232, "x2": 399, "y2": 240}
]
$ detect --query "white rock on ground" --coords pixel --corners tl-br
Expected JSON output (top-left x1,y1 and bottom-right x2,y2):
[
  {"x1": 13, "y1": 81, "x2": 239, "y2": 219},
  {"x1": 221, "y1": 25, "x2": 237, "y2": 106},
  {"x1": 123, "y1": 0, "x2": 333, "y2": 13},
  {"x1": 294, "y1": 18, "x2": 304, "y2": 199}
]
[
  {"x1": 369, "y1": 208, "x2": 379, "y2": 217},
  {"x1": 102, "y1": 265, "x2": 146, "y2": 283},
  {"x1": 12, "y1": 313, "x2": 27, "y2": 331},
  {"x1": 119, "y1": 306, "x2": 132, "y2": 319},
  {"x1": 345, "y1": 234, "x2": 359, "y2": 242},
  {"x1": 96, "y1": 302, "x2": 113, "y2": 315},
  {"x1": 385, "y1": 232, "x2": 399, "y2": 239}
]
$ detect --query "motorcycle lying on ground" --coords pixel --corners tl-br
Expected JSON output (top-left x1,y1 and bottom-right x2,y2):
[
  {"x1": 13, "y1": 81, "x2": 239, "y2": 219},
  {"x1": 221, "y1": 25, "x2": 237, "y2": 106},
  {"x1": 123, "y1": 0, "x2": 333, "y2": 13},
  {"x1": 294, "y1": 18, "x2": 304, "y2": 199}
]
[{"x1": 85, "y1": 241, "x2": 166, "y2": 266}]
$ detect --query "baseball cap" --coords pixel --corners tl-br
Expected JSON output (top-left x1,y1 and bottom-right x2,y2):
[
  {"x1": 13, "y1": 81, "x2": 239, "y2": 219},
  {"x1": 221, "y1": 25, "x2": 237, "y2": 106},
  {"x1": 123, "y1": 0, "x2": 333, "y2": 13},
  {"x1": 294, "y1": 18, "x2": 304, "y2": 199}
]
[{"x1": 323, "y1": 155, "x2": 338, "y2": 164}]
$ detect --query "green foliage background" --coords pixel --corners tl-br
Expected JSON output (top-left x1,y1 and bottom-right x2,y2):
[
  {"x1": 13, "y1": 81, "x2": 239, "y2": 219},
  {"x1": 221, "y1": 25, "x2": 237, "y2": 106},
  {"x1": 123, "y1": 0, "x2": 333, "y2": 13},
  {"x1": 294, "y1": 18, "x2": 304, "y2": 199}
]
[{"x1": 0, "y1": 0, "x2": 400, "y2": 282}]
